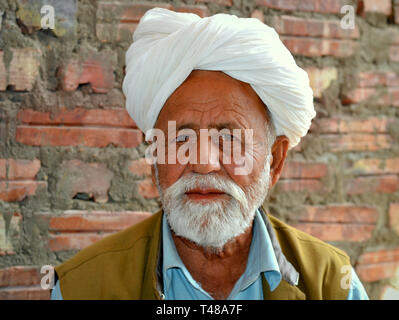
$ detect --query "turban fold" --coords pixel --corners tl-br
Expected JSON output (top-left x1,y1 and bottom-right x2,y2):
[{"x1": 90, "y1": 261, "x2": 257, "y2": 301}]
[{"x1": 122, "y1": 8, "x2": 316, "y2": 150}]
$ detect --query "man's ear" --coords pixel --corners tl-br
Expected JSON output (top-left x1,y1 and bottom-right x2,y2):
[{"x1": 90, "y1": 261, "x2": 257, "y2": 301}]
[{"x1": 269, "y1": 135, "x2": 289, "y2": 188}]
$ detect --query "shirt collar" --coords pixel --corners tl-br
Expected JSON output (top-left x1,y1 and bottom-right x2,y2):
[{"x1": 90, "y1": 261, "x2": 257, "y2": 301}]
[
  {"x1": 236, "y1": 209, "x2": 282, "y2": 292},
  {"x1": 162, "y1": 208, "x2": 283, "y2": 294},
  {"x1": 162, "y1": 213, "x2": 186, "y2": 271},
  {"x1": 162, "y1": 213, "x2": 208, "y2": 295}
]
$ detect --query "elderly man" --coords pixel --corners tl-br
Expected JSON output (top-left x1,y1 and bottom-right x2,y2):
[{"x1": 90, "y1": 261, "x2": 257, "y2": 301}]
[{"x1": 51, "y1": 8, "x2": 368, "y2": 300}]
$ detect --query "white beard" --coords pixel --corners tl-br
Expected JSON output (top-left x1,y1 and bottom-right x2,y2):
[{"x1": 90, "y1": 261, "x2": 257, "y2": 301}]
[{"x1": 155, "y1": 154, "x2": 272, "y2": 252}]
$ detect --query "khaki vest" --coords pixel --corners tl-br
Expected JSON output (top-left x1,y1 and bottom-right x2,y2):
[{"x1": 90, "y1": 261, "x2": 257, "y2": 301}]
[{"x1": 55, "y1": 207, "x2": 351, "y2": 300}]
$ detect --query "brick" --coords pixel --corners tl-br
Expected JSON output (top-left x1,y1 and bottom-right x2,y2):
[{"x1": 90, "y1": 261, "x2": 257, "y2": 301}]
[
  {"x1": 290, "y1": 205, "x2": 377, "y2": 242},
  {"x1": 17, "y1": 108, "x2": 137, "y2": 128},
  {"x1": 355, "y1": 71, "x2": 399, "y2": 88},
  {"x1": 0, "y1": 158, "x2": 45, "y2": 202},
  {"x1": 0, "y1": 266, "x2": 41, "y2": 287},
  {"x1": 386, "y1": 87, "x2": 399, "y2": 107},
  {"x1": 305, "y1": 67, "x2": 338, "y2": 98},
  {"x1": 0, "y1": 287, "x2": 49, "y2": 300},
  {"x1": 358, "y1": 0, "x2": 392, "y2": 16},
  {"x1": 56, "y1": 160, "x2": 114, "y2": 203},
  {"x1": 128, "y1": 158, "x2": 152, "y2": 177},
  {"x1": 96, "y1": 23, "x2": 137, "y2": 43},
  {"x1": 16, "y1": 107, "x2": 142, "y2": 148},
  {"x1": 96, "y1": 2, "x2": 173, "y2": 22},
  {"x1": 137, "y1": 178, "x2": 159, "y2": 198},
  {"x1": 343, "y1": 87, "x2": 399, "y2": 106},
  {"x1": 343, "y1": 71, "x2": 399, "y2": 105},
  {"x1": 356, "y1": 248, "x2": 399, "y2": 282},
  {"x1": 281, "y1": 36, "x2": 357, "y2": 57},
  {"x1": 0, "y1": 181, "x2": 47, "y2": 202},
  {"x1": 341, "y1": 88, "x2": 376, "y2": 105},
  {"x1": 294, "y1": 205, "x2": 378, "y2": 224},
  {"x1": 357, "y1": 262, "x2": 399, "y2": 283},
  {"x1": 389, "y1": 203, "x2": 399, "y2": 235},
  {"x1": 0, "y1": 159, "x2": 6, "y2": 179},
  {"x1": 49, "y1": 233, "x2": 108, "y2": 251},
  {"x1": 388, "y1": 27, "x2": 399, "y2": 45},
  {"x1": 256, "y1": 0, "x2": 343, "y2": 13},
  {"x1": 322, "y1": 134, "x2": 392, "y2": 152},
  {"x1": 41, "y1": 210, "x2": 151, "y2": 232},
  {"x1": 356, "y1": 72, "x2": 382, "y2": 87},
  {"x1": 195, "y1": 0, "x2": 232, "y2": 6},
  {"x1": 280, "y1": 161, "x2": 328, "y2": 179},
  {"x1": 58, "y1": 49, "x2": 116, "y2": 93},
  {"x1": 0, "y1": 213, "x2": 22, "y2": 255},
  {"x1": 274, "y1": 179, "x2": 325, "y2": 193},
  {"x1": 345, "y1": 174, "x2": 399, "y2": 195},
  {"x1": 271, "y1": 16, "x2": 359, "y2": 39},
  {"x1": 251, "y1": 9, "x2": 264, "y2": 22},
  {"x1": 292, "y1": 223, "x2": 375, "y2": 242},
  {"x1": 358, "y1": 248, "x2": 399, "y2": 265},
  {"x1": 175, "y1": 5, "x2": 209, "y2": 17},
  {"x1": 0, "y1": 265, "x2": 50, "y2": 300},
  {"x1": 349, "y1": 158, "x2": 399, "y2": 175},
  {"x1": 3, "y1": 48, "x2": 41, "y2": 91},
  {"x1": 0, "y1": 51, "x2": 6, "y2": 90},
  {"x1": 16, "y1": 0, "x2": 76, "y2": 37},
  {"x1": 310, "y1": 117, "x2": 391, "y2": 134},
  {"x1": 7, "y1": 159, "x2": 41, "y2": 180},
  {"x1": 38, "y1": 210, "x2": 151, "y2": 251},
  {"x1": 96, "y1": 2, "x2": 192, "y2": 43},
  {"x1": 15, "y1": 125, "x2": 143, "y2": 148},
  {"x1": 96, "y1": 1, "x2": 211, "y2": 42}
]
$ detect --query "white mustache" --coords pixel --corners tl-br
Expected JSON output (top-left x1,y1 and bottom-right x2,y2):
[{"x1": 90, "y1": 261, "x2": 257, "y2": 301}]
[
  {"x1": 154, "y1": 154, "x2": 273, "y2": 250},
  {"x1": 166, "y1": 172, "x2": 248, "y2": 206}
]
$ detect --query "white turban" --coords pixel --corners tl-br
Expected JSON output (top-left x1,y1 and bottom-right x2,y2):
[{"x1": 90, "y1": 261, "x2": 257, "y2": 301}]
[{"x1": 122, "y1": 8, "x2": 315, "y2": 150}]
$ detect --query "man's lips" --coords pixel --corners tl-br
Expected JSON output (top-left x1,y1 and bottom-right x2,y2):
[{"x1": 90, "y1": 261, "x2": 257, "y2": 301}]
[{"x1": 185, "y1": 188, "x2": 227, "y2": 200}]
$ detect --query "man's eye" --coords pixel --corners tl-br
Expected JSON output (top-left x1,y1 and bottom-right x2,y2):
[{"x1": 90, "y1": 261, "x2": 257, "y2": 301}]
[
  {"x1": 176, "y1": 135, "x2": 190, "y2": 143},
  {"x1": 220, "y1": 133, "x2": 235, "y2": 141}
]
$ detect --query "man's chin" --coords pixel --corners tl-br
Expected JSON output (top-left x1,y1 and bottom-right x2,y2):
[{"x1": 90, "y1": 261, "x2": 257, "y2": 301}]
[
  {"x1": 166, "y1": 207, "x2": 255, "y2": 253},
  {"x1": 176, "y1": 231, "x2": 237, "y2": 253}
]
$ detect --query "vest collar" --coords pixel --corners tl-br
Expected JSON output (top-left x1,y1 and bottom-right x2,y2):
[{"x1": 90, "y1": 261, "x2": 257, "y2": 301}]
[
  {"x1": 258, "y1": 205, "x2": 300, "y2": 287},
  {"x1": 141, "y1": 209, "x2": 163, "y2": 299},
  {"x1": 258, "y1": 206, "x2": 306, "y2": 300},
  {"x1": 145, "y1": 207, "x2": 304, "y2": 300}
]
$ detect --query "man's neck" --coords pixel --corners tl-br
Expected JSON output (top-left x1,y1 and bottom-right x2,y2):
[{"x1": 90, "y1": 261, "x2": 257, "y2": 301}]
[{"x1": 171, "y1": 223, "x2": 254, "y2": 300}]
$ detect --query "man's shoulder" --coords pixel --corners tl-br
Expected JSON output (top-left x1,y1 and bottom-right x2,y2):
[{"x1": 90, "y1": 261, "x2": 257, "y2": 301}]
[
  {"x1": 268, "y1": 213, "x2": 349, "y2": 261},
  {"x1": 267, "y1": 213, "x2": 352, "y2": 299},
  {"x1": 55, "y1": 211, "x2": 162, "y2": 279}
]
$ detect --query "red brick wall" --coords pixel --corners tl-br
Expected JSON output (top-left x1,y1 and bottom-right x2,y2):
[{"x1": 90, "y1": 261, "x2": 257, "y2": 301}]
[{"x1": 0, "y1": 0, "x2": 398, "y2": 300}]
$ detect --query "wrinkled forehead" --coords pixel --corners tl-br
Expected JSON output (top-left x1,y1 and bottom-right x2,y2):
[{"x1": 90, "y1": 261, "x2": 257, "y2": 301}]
[{"x1": 154, "y1": 70, "x2": 270, "y2": 131}]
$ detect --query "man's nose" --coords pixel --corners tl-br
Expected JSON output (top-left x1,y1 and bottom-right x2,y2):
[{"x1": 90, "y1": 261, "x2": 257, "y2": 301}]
[{"x1": 190, "y1": 135, "x2": 221, "y2": 174}]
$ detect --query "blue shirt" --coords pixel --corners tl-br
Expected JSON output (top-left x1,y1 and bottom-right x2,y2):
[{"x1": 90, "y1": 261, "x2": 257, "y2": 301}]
[
  {"x1": 161, "y1": 210, "x2": 369, "y2": 300},
  {"x1": 51, "y1": 210, "x2": 369, "y2": 300},
  {"x1": 162, "y1": 209, "x2": 282, "y2": 300}
]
